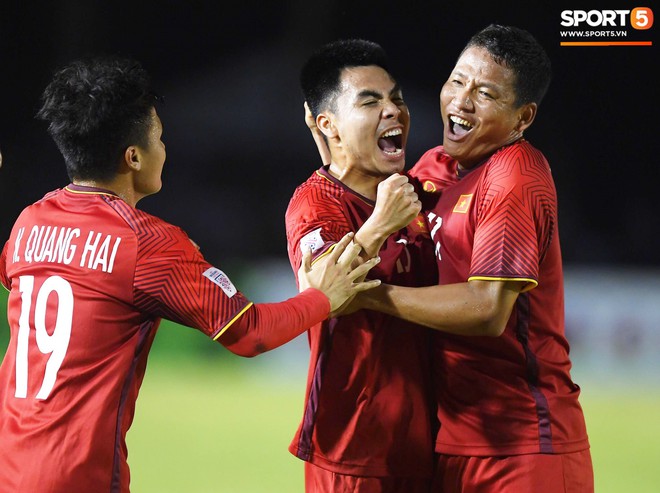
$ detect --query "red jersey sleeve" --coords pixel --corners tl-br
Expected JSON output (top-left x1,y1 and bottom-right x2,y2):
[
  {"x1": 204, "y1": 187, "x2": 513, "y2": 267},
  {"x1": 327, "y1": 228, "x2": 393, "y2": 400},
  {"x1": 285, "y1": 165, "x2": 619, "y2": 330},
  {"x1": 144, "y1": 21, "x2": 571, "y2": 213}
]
[
  {"x1": 111, "y1": 199, "x2": 332, "y2": 355},
  {"x1": 218, "y1": 288, "x2": 330, "y2": 356},
  {"x1": 108, "y1": 199, "x2": 253, "y2": 339},
  {"x1": 470, "y1": 142, "x2": 557, "y2": 290},
  {"x1": 285, "y1": 170, "x2": 352, "y2": 277}
]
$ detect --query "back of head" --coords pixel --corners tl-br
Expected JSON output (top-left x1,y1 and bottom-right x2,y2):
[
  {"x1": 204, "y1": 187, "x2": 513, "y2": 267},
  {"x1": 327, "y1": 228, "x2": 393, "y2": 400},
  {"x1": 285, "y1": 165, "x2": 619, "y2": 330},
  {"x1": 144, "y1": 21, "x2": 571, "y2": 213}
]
[
  {"x1": 36, "y1": 56, "x2": 159, "y2": 182},
  {"x1": 301, "y1": 39, "x2": 391, "y2": 117},
  {"x1": 464, "y1": 24, "x2": 552, "y2": 106}
]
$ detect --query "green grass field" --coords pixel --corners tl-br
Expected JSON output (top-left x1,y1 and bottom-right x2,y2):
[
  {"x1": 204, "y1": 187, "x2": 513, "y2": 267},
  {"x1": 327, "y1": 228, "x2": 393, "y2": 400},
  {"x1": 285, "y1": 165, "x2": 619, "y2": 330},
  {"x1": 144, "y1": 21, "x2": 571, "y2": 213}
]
[
  {"x1": 126, "y1": 324, "x2": 660, "y2": 493},
  {"x1": 129, "y1": 364, "x2": 660, "y2": 493},
  {"x1": 1, "y1": 291, "x2": 659, "y2": 492}
]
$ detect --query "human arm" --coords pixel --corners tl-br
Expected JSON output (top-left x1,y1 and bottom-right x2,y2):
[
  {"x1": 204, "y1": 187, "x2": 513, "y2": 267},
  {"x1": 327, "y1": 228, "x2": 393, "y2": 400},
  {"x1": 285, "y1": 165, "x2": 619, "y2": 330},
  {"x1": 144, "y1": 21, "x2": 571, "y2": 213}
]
[
  {"x1": 218, "y1": 232, "x2": 380, "y2": 356},
  {"x1": 132, "y1": 216, "x2": 379, "y2": 356},
  {"x1": 356, "y1": 279, "x2": 523, "y2": 337},
  {"x1": 353, "y1": 173, "x2": 421, "y2": 258}
]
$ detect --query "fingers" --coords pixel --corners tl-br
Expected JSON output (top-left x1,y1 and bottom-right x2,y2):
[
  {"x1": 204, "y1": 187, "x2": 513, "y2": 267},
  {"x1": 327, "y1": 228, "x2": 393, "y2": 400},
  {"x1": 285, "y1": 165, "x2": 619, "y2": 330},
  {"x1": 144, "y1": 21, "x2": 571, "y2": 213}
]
[
  {"x1": 304, "y1": 101, "x2": 316, "y2": 129},
  {"x1": 379, "y1": 173, "x2": 407, "y2": 188},
  {"x1": 351, "y1": 278, "x2": 382, "y2": 293},
  {"x1": 300, "y1": 244, "x2": 312, "y2": 273},
  {"x1": 348, "y1": 256, "x2": 381, "y2": 281},
  {"x1": 378, "y1": 174, "x2": 418, "y2": 203},
  {"x1": 330, "y1": 232, "x2": 361, "y2": 267}
]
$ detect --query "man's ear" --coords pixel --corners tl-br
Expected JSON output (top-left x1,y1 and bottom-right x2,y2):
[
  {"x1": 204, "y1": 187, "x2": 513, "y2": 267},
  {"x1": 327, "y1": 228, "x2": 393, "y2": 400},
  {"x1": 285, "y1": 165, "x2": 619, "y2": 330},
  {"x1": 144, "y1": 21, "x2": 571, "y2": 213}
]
[
  {"x1": 123, "y1": 146, "x2": 141, "y2": 171},
  {"x1": 515, "y1": 103, "x2": 537, "y2": 133},
  {"x1": 317, "y1": 113, "x2": 339, "y2": 140}
]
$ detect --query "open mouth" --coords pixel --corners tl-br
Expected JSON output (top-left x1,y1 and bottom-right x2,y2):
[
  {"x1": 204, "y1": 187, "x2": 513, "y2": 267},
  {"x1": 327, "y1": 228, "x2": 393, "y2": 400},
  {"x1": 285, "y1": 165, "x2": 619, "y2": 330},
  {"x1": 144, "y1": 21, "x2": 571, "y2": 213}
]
[
  {"x1": 449, "y1": 115, "x2": 473, "y2": 137},
  {"x1": 377, "y1": 128, "x2": 404, "y2": 156}
]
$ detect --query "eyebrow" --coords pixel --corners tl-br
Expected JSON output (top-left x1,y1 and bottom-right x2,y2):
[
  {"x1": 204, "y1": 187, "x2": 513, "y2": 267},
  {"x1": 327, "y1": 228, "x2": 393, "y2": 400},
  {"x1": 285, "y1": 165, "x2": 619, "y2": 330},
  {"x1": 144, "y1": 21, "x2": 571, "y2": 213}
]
[
  {"x1": 356, "y1": 83, "x2": 403, "y2": 100},
  {"x1": 451, "y1": 71, "x2": 499, "y2": 91}
]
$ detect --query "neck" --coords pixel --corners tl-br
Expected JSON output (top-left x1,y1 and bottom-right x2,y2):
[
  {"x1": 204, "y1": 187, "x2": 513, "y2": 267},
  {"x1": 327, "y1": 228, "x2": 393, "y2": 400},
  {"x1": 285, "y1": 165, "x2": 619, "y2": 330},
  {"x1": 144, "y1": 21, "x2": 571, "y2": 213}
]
[
  {"x1": 457, "y1": 135, "x2": 524, "y2": 171},
  {"x1": 327, "y1": 162, "x2": 379, "y2": 200},
  {"x1": 73, "y1": 178, "x2": 140, "y2": 207}
]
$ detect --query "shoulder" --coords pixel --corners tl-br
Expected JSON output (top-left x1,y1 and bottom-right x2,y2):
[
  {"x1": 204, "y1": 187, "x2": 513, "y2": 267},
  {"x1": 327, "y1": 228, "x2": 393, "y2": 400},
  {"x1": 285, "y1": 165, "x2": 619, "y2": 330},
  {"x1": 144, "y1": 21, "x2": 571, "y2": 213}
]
[
  {"x1": 287, "y1": 169, "x2": 343, "y2": 218},
  {"x1": 291, "y1": 168, "x2": 341, "y2": 197},
  {"x1": 484, "y1": 140, "x2": 553, "y2": 185},
  {"x1": 489, "y1": 140, "x2": 550, "y2": 171},
  {"x1": 409, "y1": 146, "x2": 458, "y2": 193},
  {"x1": 104, "y1": 197, "x2": 190, "y2": 243},
  {"x1": 412, "y1": 146, "x2": 452, "y2": 170}
]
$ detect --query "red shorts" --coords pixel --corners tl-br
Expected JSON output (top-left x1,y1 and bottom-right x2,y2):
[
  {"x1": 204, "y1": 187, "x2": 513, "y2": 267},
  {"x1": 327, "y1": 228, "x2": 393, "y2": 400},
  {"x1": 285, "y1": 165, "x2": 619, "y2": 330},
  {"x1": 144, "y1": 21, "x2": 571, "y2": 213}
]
[
  {"x1": 432, "y1": 450, "x2": 594, "y2": 493},
  {"x1": 305, "y1": 461, "x2": 432, "y2": 493}
]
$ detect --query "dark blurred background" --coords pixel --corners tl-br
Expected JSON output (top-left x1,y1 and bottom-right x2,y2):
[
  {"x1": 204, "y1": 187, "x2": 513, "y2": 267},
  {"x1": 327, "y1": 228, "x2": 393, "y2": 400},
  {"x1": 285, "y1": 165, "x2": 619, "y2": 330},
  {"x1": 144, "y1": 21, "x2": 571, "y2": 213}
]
[
  {"x1": 1, "y1": 7, "x2": 657, "y2": 490},
  {"x1": 1, "y1": 1, "x2": 658, "y2": 271}
]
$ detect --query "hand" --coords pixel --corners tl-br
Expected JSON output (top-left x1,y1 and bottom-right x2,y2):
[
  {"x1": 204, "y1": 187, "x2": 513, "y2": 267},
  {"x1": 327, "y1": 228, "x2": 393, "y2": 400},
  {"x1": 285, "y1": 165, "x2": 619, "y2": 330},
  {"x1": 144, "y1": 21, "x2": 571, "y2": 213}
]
[
  {"x1": 329, "y1": 291, "x2": 364, "y2": 318},
  {"x1": 358, "y1": 173, "x2": 421, "y2": 250},
  {"x1": 304, "y1": 101, "x2": 317, "y2": 131},
  {"x1": 304, "y1": 101, "x2": 332, "y2": 165},
  {"x1": 374, "y1": 174, "x2": 421, "y2": 233},
  {"x1": 298, "y1": 232, "x2": 381, "y2": 313}
]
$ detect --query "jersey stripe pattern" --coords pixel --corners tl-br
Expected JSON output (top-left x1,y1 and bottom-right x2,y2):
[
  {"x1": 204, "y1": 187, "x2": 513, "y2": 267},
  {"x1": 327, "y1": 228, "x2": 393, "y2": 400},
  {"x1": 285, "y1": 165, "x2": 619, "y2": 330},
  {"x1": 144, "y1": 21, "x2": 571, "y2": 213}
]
[
  {"x1": 0, "y1": 185, "x2": 250, "y2": 493},
  {"x1": 285, "y1": 166, "x2": 438, "y2": 478},
  {"x1": 410, "y1": 141, "x2": 590, "y2": 457}
]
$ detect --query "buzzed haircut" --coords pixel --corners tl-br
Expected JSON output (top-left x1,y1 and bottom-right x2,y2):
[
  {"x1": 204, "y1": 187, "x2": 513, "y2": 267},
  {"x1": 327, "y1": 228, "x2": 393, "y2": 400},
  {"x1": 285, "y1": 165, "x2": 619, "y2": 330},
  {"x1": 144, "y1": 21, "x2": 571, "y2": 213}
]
[
  {"x1": 464, "y1": 24, "x2": 552, "y2": 106},
  {"x1": 301, "y1": 39, "x2": 392, "y2": 118}
]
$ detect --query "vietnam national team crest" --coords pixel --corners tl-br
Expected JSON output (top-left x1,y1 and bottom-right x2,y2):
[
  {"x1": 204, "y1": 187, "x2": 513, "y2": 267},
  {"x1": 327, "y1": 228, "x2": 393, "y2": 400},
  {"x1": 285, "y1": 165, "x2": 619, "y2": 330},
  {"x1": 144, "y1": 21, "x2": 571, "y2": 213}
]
[{"x1": 453, "y1": 194, "x2": 473, "y2": 213}]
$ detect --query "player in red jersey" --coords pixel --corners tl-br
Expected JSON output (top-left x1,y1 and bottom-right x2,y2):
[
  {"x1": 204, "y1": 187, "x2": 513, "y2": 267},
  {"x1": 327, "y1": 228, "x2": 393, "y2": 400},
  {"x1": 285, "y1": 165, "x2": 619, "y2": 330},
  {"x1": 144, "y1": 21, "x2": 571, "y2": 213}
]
[
  {"x1": 0, "y1": 56, "x2": 381, "y2": 493},
  {"x1": 353, "y1": 25, "x2": 594, "y2": 492},
  {"x1": 286, "y1": 39, "x2": 438, "y2": 492}
]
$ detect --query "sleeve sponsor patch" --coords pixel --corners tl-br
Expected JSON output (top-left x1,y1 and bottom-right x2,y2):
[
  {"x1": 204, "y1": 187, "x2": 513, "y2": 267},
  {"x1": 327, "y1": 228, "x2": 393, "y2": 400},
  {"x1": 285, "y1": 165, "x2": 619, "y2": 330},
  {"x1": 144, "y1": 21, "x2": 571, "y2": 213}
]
[
  {"x1": 203, "y1": 267, "x2": 237, "y2": 298},
  {"x1": 299, "y1": 227, "x2": 324, "y2": 254}
]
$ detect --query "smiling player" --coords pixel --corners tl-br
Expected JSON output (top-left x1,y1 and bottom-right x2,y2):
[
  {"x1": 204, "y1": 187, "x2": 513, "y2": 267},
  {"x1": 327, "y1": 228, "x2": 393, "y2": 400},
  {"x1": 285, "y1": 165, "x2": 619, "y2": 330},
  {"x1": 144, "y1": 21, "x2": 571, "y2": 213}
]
[{"x1": 356, "y1": 25, "x2": 594, "y2": 493}]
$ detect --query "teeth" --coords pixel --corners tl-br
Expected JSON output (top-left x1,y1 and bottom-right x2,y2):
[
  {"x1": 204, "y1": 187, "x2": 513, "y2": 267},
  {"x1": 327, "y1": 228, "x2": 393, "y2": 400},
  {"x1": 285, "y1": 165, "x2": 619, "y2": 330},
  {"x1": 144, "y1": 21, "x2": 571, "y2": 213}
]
[
  {"x1": 450, "y1": 115, "x2": 472, "y2": 128},
  {"x1": 383, "y1": 148, "x2": 403, "y2": 156},
  {"x1": 381, "y1": 128, "x2": 402, "y2": 138}
]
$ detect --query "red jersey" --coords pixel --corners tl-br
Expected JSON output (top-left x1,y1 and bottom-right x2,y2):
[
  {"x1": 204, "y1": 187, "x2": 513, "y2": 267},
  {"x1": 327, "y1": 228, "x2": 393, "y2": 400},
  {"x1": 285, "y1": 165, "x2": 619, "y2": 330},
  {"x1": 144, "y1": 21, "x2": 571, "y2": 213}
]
[
  {"x1": 410, "y1": 141, "x2": 590, "y2": 456},
  {"x1": 0, "y1": 184, "x2": 329, "y2": 493},
  {"x1": 285, "y1": 166, "x2": 437, "y2": 478}
]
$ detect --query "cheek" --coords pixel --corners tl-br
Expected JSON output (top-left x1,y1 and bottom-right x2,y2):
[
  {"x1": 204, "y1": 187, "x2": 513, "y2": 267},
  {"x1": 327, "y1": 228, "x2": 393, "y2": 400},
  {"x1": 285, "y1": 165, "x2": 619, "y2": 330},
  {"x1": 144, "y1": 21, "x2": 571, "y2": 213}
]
[{"x1": 439, "y1": 92, "x2": 452, "y2": 118}]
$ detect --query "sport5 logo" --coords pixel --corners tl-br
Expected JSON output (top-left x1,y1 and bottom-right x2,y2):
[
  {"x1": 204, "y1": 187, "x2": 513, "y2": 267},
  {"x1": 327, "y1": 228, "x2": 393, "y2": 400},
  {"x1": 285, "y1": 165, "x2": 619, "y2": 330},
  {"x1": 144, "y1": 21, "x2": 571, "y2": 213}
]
[{"x1": 560, "y1": 8, "x2": 654, "y2": 30}]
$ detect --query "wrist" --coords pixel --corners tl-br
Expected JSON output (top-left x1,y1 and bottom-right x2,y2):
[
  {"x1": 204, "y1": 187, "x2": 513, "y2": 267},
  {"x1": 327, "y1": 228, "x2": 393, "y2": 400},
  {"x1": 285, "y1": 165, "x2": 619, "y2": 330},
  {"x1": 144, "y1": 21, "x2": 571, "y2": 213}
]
[{"x1": 354, "y1": 223, "x2": 388, "y2": 258}]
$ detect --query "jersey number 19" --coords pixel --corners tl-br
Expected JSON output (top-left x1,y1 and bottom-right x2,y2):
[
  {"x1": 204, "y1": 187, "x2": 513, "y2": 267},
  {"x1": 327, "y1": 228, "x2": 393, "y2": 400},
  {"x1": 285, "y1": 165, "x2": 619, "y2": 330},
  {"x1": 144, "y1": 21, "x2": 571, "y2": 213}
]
[{"x1": 15, "y1": 275, "x2": 73, "y2": 400}]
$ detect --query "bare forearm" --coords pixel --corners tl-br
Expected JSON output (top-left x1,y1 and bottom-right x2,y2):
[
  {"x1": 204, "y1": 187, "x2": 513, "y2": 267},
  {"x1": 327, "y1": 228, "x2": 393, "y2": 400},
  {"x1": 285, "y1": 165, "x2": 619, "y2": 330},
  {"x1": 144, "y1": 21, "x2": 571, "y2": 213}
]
[{"x1": 360, "y1": 281, "x2": 519, "y2": 336}]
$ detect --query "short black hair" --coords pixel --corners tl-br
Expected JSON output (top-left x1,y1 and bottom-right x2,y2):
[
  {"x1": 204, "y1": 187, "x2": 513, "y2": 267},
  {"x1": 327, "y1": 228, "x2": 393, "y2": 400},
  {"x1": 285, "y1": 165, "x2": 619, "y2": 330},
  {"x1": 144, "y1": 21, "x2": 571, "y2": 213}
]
[
  {"x1": 463, "y1": 24, "x2": 552, "y2": 106},
  {"x1": 301, "y1": 39, "x2": 391, "y2": 117},
  {"x1": 36, "y1": 56, "x2": 161, "y2": 181}
]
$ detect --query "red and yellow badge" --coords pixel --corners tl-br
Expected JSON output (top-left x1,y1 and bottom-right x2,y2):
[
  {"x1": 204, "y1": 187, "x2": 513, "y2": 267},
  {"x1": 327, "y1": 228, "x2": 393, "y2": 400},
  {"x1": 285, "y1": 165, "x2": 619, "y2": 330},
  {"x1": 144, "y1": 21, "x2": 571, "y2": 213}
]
[
  {"x1": 422, "y1": 180, "x2": 437, "y2": 193},
  {"x1": 453, "y1": 194, "x2": 473, "y2": 213}
]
